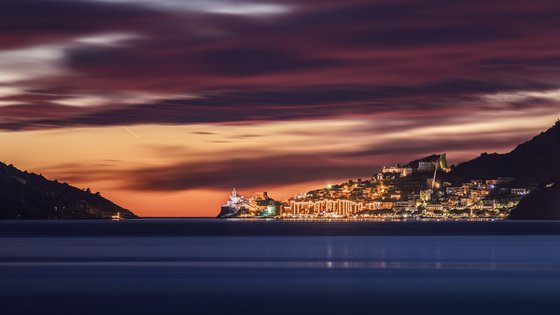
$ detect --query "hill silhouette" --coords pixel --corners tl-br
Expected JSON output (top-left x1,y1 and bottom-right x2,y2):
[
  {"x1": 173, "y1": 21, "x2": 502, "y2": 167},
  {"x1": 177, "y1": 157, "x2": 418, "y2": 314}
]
[
  {"x1": 448, "y1": 120, "x2": 560, "y2": 186},
  {"x1": 0, "y1": 162, "x2": 137, "y2": 219},
  {"x1": 509, "y1": 176, "x2": 560, "y2": 220}
]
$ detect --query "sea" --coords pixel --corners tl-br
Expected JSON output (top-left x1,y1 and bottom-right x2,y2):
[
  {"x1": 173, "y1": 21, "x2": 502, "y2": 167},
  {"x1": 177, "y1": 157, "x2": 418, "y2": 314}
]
[{"x1": 2, "y1": 219, "x2": 560, "y2": 315}]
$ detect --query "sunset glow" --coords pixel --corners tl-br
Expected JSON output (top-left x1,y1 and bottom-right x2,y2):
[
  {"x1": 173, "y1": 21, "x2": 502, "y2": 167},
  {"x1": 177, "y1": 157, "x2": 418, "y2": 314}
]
[{"x1": 2, "y1": 0, "x2": 560, "y2": 216}]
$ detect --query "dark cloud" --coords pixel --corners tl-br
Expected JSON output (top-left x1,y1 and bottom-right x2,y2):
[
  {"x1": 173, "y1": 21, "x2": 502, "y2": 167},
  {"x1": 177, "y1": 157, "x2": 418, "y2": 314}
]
[
  {"x1": 191, "y1": 131, "x2": 217, "y2": 135},
  {"x1": 0, "y1": 0, "x2": 155, "y2": 49},
  {"x1": 479, "y1": 56, "x2": 560, "y2": 69},
  {"x1": 1, "y1": 79, "x2": 555, "y2": 130},
  {"x1": 1, "y1": 0, "x2": 560, "y2": 131},
  {"x1": 329, "y1": 25, "x2": 515, "y2": 48},
  {"x1": 119, "y1": 127, "x2": 535, "y2": 192},
  {"x1": 125, "y1": 155, "x2": 374, "y2": 191},
  {"x1": 195, "y1": 47, "x2": 342, "y2": 76},
  {"x1": 341, "y1": 133, "x2": 536, "y2": 160}
]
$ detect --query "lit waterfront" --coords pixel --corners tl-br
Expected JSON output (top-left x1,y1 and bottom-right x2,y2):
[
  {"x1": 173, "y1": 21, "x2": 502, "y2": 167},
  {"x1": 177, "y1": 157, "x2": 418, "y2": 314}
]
[
  {"x1": 220, "y1": 154, "x2": 526, "y2": 220},
  {"x1": 265, "y1": 217, "x2": 502, "y2": 222}
]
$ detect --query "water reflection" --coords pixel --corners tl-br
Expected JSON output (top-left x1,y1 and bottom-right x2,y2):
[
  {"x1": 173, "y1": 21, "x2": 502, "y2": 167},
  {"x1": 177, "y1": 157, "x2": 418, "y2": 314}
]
[
  {"x1": 3, "y1": 232, "x2": 560, "y2": 315},
  {"x1": 2, "y1": 235, "x2": 560, "y2": 271}
]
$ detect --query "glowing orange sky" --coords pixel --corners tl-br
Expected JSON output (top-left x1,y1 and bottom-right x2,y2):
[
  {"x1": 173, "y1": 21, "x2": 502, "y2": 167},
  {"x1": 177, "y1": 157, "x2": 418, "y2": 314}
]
[{"x1": 2, "y1": 113, "x2": 558, "y2": 216}]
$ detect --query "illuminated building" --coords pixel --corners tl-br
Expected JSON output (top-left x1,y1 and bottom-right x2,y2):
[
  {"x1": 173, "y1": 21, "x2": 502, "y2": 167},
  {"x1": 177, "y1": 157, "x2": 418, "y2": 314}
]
[
  {"x1": 218, "y1": 188, "x2": 250, "y2": 218},
  {"x1": 283, "y1": 199, "x2": 394, "y2": 217},
  {"x1": 511, "y1": 188, "x2": 529, "y2": 196},
  {"x1": 382, "y1": 166, "x2": 413, "y2": 177}
]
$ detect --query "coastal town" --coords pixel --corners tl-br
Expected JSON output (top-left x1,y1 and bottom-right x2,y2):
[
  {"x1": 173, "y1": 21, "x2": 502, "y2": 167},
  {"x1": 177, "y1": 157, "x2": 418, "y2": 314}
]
[{"x1": 218, "y1": 154, "x2": 530, "y2": 220}]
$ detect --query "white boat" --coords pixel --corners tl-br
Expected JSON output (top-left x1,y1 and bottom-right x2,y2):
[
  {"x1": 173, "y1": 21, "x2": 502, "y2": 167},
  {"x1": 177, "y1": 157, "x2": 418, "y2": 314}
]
[{"x1": 111, "y1": 212, "x2": 122, "y2": 221}]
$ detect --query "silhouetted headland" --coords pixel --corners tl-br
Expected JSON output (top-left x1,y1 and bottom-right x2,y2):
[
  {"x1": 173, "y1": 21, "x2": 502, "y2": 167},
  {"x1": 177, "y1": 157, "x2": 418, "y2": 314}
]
[
  {"x1": 510, "y1": 176, "x2": 560, "y2": 219},
  {"x1": 0, "y1": 162, "x2": 136, "y2": 219}
]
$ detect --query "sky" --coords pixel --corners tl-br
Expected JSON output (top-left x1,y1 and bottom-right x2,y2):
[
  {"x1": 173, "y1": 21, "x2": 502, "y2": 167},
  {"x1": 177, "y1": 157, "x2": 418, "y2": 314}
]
[{"x1": 1, "y1": 0, "x2": 560, "y2": 216}]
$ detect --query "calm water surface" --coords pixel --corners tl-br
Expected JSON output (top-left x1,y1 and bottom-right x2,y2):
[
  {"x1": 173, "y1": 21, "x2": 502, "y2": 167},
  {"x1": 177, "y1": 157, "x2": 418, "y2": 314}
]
[{"x1": 1, "y1": 219, "x2": 560, "y2": 315}]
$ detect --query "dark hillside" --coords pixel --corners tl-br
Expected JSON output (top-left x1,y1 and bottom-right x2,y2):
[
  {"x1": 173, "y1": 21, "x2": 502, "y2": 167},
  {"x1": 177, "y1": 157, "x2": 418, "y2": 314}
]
[{"x1": 0, "y1": 162, "x2": 136, "y2": 219}]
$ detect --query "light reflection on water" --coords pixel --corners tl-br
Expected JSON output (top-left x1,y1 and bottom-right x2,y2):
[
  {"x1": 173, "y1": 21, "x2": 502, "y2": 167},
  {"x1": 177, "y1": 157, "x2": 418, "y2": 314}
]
[
  {"x1": 1, "y1": 260, "x2": 560, "y2": 270},
  {"x1": 2, "y1": 235, "x2": 560, "y2": 269},
  {"x1": 3, "y1": 234, "x2": 560, "y2": 314}
]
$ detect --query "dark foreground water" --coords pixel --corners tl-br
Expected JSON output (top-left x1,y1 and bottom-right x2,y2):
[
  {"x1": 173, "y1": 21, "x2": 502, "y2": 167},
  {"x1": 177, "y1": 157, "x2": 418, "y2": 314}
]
[{"x1": 2, "y1": 219, "x2": 560, "y2": 315}]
